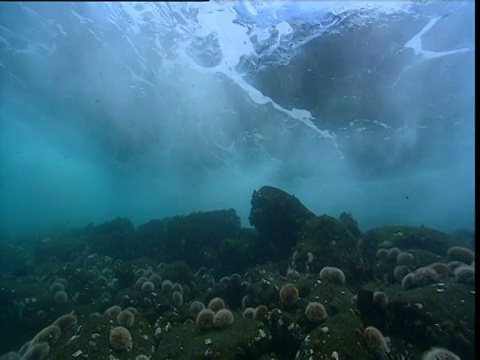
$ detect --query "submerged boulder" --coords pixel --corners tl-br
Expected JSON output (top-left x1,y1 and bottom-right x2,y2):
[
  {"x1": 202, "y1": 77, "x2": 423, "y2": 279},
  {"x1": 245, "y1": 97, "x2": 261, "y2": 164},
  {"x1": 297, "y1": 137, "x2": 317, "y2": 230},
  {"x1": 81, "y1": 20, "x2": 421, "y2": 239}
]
[
  {"x1": 84, "y1": 217, "x2": 137, "y2": 260},
  {"x1": 249, "y1": 186, "x2": 315, "y2": 257},
  {"x1": 291, "y1": 214, "x2": 370, "y2": 284},
  {"x1": 296, "y1": 311, "x2": 371, "y2": 360},
  {"x1": 156, "y1": 314, "x2": 269, "y2": 359},
  {"x1": 161, "y1": 209, "x2": 242, "y2": 269},
  {"x1": 361, "y1": 225, "x2": 461, "y2": 265},
  {"x1": 383, "y1": 279, "x2": 474, "y2": 360}
]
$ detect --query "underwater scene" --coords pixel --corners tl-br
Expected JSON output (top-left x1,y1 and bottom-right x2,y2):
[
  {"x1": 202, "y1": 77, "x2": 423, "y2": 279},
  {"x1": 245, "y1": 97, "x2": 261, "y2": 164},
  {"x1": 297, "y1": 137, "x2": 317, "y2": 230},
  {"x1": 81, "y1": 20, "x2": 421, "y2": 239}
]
[{"x1": 0, "y1": 1, "x2": 475, "y2": 359}]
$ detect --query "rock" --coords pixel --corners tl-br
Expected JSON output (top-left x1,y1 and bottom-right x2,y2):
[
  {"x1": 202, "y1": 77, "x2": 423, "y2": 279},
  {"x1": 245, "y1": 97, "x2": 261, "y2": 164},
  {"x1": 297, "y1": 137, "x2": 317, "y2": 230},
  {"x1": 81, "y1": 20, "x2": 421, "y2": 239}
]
[
  {"x1": 296, "y1": 311, "x2": 370, "y2": 359},
  {"x1": 156, "y1": 314, "x2": 269, "y2": 359},
  {"x1": 291, "y1": 215, "x2": 370, "y2": 284},
  {"x1": 249, "y1": 186, "x2": 315, "y2": 257}
]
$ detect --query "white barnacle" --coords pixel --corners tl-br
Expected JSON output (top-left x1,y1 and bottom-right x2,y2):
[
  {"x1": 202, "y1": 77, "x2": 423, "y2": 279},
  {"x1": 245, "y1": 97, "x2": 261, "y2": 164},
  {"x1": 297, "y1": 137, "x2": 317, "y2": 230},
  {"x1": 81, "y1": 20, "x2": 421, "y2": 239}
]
[
  {"x1": 72, "y1": 350, "x2": 83, "y2": 358},
  {"x1": 68, "y1": 334, "x2": 80, "y2": 343},
  {"x1": 204, "y1": 348, "x2": 213, "y2": 357}
]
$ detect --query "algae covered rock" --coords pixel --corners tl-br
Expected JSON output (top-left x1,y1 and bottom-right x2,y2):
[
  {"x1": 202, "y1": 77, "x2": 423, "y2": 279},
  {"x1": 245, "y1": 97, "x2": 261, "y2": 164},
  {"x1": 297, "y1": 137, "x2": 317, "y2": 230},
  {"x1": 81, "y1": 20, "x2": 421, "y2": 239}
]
[
  {"x1": 32, "y1": 234, "x2": 87, "y2": 263},
  {"x1": 296, "y1": 311, "x2": 371, "y2": 360},
  {"x1": 384, "y1": 278, "x2": 475, "y2": 360},
  {"x1": 48, "y1": 312, "x2": 155, "y2": 359},
  {"x1": 154, "y1": 209, "x2": 243, "y2": 270},
  {"x1": 291, "y1": 214, "x2": 370, "y2": 284},
  {"x1": 84, "y1": 217, "x2": 137, "y2": 260},
  {"x1": 249, "y1": 186, "x2": 316, "y2": 257},
  {"x1": 156, "y1": 313, "x2": 269, "y2": 359},
  {"x1": 362, "y1": 225, "x2": 458, "y2": 263},
  {"x1": 306, "y1": 280, "x2": 354, "y2": 317},
  {"x1": 339, "y1": 212, "x2": 362, "y2": 238}
]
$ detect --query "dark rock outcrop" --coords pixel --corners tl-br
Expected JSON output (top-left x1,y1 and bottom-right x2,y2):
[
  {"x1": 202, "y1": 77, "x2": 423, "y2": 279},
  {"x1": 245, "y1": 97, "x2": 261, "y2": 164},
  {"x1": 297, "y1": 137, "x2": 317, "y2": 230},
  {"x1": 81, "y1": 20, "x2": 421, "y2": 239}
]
[{"x1": 249, "y1": 186, "x2": 315, "y2": 258}]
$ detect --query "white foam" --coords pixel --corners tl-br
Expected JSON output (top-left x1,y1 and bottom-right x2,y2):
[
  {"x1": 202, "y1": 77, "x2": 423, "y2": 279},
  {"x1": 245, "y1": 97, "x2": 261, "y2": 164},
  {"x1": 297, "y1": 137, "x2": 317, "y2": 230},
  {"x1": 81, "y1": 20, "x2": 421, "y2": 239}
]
[{"x1": 404, "y1": 16, "x2": 471, "y2": 61}]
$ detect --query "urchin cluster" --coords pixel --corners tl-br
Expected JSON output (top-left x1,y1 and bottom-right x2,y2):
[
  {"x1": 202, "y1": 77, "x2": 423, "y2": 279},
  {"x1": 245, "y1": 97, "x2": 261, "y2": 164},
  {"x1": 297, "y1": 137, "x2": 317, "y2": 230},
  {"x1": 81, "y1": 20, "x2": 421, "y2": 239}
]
[
  {"x1": 195, "y1": 297, "x2": 234, "y2": 330},
  {"x1": 402, "y1": 266, "x2": 439, "y2": 290}
]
